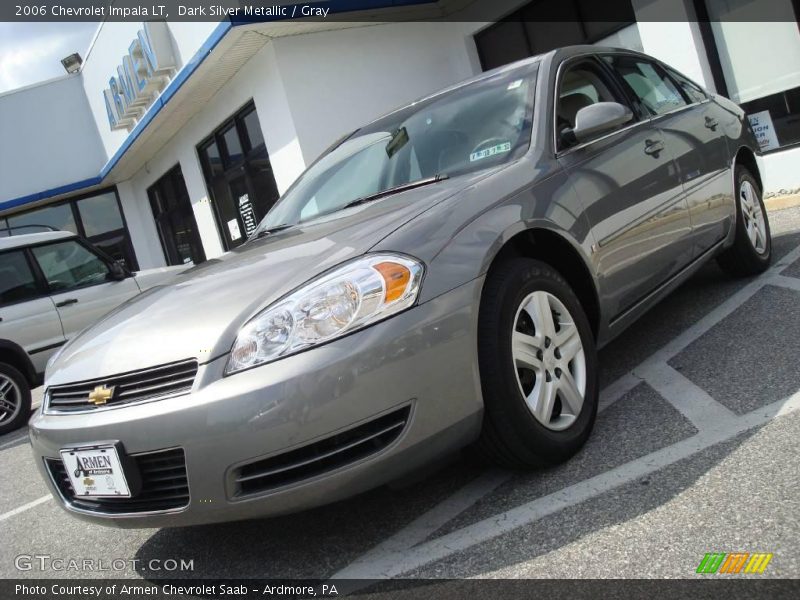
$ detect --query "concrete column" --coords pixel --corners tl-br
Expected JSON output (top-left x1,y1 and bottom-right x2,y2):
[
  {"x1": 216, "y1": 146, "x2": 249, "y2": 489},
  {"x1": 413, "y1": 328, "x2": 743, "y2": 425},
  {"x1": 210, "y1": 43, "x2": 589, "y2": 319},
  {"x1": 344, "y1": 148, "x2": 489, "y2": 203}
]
[
  {"x1": 632, "y1": 0, "x2": 717, "y2": 90},
  {"x1": 176, "y1": 145, "x2": 226, "y2": 260},
  {"x1": 115, "y1": 179, "x2": 167, "y2": 269}
]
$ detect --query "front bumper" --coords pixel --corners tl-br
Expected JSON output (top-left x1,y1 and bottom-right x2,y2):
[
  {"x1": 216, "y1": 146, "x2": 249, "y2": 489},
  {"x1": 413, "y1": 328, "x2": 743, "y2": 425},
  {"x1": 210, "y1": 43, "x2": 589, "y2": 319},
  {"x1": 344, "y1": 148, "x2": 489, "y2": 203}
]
[{"x1": 29, "y1": 278, "x2": 485, "y2": 528}]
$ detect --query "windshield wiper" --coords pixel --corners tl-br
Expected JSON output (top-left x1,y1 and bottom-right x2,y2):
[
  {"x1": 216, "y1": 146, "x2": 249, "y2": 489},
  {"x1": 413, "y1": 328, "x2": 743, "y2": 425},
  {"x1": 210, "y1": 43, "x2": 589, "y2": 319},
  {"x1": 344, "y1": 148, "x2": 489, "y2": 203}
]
[
  {"x1": 253, "y1": 223, "x2": 293, "y2": 239},
  {"x1": 343, "y1": 174, "x2": 449, "y2": 210}
]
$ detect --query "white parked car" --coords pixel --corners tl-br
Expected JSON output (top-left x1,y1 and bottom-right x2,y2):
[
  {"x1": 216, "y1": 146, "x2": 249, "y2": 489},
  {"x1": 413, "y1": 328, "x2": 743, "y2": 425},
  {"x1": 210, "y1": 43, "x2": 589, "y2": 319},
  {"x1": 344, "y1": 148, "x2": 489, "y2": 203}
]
[{"x1": 0, "y1": 229, "x2": 188, "y2": 433}]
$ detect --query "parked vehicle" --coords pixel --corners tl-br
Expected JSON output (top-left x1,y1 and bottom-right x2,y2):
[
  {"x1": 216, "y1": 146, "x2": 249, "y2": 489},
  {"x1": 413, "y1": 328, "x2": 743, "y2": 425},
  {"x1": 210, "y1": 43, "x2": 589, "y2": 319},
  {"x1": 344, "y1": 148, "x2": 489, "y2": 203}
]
[
  {"x1": 31, "y1": 46, "x2": 770, "y2": 527},
  {"x1": 0, "y1": 229, "x2": 188, "y2": 434}
]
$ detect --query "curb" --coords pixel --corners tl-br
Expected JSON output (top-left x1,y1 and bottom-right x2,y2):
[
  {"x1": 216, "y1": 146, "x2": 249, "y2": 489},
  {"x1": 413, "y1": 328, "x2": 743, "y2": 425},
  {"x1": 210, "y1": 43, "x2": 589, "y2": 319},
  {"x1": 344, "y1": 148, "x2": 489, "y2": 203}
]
[{"x1": 765, "y1": 194, "x2": 800, "y2": 211}]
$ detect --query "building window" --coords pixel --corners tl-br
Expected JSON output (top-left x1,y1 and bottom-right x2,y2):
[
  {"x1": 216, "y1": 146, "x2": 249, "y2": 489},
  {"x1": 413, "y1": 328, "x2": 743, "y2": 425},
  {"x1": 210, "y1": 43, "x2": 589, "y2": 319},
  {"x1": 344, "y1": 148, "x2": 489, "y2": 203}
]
[
  {"x1": 1, "y1": 188, "x2": 138, "y2": 269},
  {"x1": 198, "y1": 102, "x2": 280, "y2": 250},
  {"x1": 704, "y1": 0, "x2": 800, "y2": 152},
  {"x1": 474, "y1": 0, "x2": 636, "y2": 71},
  {"x1": 148, "y1": 165, "x2": 206, "y2": 266},
  {"x1": 6, "y1": 203, "x2": 77, "y2": 235}
]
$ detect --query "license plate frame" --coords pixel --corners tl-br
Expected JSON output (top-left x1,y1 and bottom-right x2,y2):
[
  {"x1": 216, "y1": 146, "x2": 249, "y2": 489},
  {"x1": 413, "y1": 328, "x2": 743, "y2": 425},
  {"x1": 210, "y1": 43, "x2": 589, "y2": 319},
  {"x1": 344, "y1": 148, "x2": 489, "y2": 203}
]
[{"x1": 59, "y1": 443, "x2": 132, "y2": 498}]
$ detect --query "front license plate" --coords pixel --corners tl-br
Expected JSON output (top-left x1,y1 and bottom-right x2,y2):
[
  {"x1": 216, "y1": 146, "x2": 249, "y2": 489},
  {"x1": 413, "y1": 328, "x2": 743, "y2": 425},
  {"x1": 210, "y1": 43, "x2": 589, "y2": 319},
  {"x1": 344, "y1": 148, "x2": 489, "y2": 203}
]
[{"x1": 59, "y1": 445, "x2": 131, "y2": 498}]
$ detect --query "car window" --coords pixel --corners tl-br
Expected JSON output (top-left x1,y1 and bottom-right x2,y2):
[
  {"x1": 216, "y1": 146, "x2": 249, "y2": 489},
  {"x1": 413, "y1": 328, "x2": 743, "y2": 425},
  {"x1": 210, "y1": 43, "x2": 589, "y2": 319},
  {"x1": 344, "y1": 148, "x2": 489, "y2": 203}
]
[
  {"x1": 556, "y1": 60, "x2": 627, "y2": 150},
  {"x1": 257, "y1": 64, "x2": 536, "y2": 230},
  {"x1": 0, "y1": 251, "x2": 39, "y2": 305},
  {"x1": 606, "y1": 55, "x2": 688, "y2": 116},
  {"x1": 31, "y1": 241, "x2": 110, "y2": 292},
  {"x1": 665, "y1": 67, "x2": 707, "y2": 104}
]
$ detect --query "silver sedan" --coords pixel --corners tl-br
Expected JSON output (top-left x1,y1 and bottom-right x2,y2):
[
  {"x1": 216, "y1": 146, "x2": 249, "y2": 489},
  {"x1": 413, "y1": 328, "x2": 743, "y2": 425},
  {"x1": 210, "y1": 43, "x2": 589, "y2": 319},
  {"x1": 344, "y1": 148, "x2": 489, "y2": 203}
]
[{"x1": 30, "y1": 46, "x2": 770, "y2": 527}]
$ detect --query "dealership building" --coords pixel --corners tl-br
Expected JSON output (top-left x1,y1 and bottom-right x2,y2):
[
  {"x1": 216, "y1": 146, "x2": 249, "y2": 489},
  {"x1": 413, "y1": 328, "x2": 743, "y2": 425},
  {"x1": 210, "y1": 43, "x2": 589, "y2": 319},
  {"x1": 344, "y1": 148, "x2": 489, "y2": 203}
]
[{"x1": 1, "y1": 0, "x2": 799, "y2": 270}]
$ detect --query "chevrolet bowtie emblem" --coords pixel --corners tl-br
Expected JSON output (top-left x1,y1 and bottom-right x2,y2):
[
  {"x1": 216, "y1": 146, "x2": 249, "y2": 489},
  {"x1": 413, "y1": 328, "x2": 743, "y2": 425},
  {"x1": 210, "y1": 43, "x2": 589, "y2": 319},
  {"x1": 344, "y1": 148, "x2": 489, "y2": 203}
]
[{"x1": 88, "y1": 385, "x2": 115, "y2": 406}]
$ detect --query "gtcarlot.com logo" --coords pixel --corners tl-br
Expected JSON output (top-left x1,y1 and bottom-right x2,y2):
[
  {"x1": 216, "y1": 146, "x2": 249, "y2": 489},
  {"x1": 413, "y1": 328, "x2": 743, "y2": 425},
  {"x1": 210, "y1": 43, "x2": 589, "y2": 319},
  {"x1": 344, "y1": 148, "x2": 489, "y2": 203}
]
[
  {"x1": 696, "y1": 552, "x2": 773, "y2": 574},
  {"x1": 14, "y1": 554, "x2": 194, "y2": 572}
]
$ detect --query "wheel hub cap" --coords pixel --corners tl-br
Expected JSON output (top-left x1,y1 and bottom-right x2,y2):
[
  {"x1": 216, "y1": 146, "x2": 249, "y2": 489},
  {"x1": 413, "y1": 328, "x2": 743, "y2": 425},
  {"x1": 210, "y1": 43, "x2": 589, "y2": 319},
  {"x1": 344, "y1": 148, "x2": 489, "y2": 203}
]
[
  {"x1": 0, "y1": 375, "x2": 21, "y2": 424},
  {"x1": 512, "y1": 290, "x2": 587, "y2": 431},
  {"x1": 740, "y1": 180, "x2": 767, "y2": 255}
]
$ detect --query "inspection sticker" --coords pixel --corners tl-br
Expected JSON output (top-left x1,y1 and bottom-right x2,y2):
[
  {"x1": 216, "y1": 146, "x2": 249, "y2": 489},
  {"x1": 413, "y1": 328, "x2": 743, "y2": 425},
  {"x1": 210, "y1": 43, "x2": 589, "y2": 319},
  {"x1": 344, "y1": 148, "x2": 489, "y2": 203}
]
[{"x1": 470, "y1": 142, "x2": 511, "y2": 162}]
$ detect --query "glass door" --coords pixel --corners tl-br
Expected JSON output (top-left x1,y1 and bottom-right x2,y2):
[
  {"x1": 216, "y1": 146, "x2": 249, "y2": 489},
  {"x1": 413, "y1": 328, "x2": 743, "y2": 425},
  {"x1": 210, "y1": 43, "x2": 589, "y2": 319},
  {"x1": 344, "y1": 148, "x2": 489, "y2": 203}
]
[
  {"x1": 198, "y1": 102, "x2": 281, "y2": 250},
  {"x1": 147, "y1": 166, "x2": 206, "y2": 265}
]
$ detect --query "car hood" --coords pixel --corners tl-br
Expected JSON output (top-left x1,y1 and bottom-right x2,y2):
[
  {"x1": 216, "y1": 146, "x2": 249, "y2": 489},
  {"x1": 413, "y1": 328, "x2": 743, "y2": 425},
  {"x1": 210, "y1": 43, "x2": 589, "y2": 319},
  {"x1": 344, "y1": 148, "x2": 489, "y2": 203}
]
[
  {"x1": 132, "y1": 263, "x2": 193, "y2": 291},
  {"x1": 46, "y1": 173, "x2": 486, "y2": 385}
]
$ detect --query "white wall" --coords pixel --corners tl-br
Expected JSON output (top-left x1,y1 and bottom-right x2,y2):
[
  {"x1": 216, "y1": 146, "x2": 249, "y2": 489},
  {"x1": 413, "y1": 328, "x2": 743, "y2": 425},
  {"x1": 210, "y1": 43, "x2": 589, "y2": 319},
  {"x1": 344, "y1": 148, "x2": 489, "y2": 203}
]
[
  {"x1": 119, "y1": 37, "x2": 307, "y2": 267},
  {"x1": 273, "y1": 22, "x2": 481, "y2": 163},
  {"x1": 632, "y1": 0, "x2": 716, "y2": 90},
  {"x1": 759, "y1": 148, "x2": 800, "y2": 196},
  {"x1": 116, "y1": 21, "x2": 482, "y2": 267},
  {"x1": 0, "y1": 75, "x2": 107, "y2": 204}
]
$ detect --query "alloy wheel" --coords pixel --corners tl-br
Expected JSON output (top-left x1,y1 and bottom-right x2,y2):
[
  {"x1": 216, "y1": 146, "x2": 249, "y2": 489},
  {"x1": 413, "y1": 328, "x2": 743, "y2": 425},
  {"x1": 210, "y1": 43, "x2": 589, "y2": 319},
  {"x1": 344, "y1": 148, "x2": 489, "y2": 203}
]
[
  {"x1": 740, "y1": 180, "x2": 767, "y2": 255},
  {"x1": 0, "y1": 374, "x2": 22, "y2": 424},
  {"x1": 511, "y1": 290, "x2": 587, "y2": 431}
]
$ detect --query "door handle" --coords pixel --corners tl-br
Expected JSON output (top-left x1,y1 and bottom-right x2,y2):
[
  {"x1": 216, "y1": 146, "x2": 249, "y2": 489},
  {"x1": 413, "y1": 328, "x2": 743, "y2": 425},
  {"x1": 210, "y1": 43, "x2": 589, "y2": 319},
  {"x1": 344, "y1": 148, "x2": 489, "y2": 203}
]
[
  {"x1": 644, "y1": 139, "x2": 665, "y2": 158},
  {"x1": 55, "y1": 298, "x2": 78, "y2": 307},
  {"x1": 704, "y1": 116, "x2": 718, "y2": 131}
]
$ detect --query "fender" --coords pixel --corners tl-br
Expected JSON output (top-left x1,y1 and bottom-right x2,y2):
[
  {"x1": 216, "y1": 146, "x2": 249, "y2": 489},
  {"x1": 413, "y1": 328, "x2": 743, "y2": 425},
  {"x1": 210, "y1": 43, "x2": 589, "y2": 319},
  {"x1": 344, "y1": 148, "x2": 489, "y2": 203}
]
[{"x1": 0, "y1": 338, "x2": 38, "y2": 384}]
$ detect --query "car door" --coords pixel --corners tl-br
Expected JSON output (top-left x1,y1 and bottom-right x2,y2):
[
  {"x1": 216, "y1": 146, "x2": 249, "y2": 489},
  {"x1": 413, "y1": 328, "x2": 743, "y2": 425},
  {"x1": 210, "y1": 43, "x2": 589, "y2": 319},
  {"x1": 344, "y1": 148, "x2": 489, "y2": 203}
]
[
  {"x1": 555, "y1": 56, "x2": 693, "y2": 322},
  {"x1": 606, "y1": 54, "x2": 731, "y2": 257},
  {"x1": 0, "y1": 249, "x2": 65, "y2": 375},
  {"x1": 662, "y1": 65, "x2": 732, "y2": 254},
  {"x1": 30, "y1": 239, "x2": 139, "y2": 340}
]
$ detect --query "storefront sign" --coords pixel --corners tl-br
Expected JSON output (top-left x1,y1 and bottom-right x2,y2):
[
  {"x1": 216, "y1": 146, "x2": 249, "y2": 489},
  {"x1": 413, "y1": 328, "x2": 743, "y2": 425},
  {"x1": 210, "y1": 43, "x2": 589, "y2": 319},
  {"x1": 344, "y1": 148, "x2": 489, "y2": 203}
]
[
  {"x1": 227, "y1": 219, "x2": 242, "y2": 241},
  {"x1": 103, "y1": 22, "x2": 176, "y2": 132},
  {"x1": 747, "y1": 110, "x2": 780, "y2": 152},
  {"x1": 238, "y1": 194, "x2": 258, "y2": 237}
]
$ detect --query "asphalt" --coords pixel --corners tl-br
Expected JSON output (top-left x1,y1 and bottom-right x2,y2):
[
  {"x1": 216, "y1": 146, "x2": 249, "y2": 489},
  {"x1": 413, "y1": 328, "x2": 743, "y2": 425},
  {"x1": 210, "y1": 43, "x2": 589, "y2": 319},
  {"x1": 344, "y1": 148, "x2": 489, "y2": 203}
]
[{"x1": 1, "y1": 206, "x2": 800, "y2": 583}]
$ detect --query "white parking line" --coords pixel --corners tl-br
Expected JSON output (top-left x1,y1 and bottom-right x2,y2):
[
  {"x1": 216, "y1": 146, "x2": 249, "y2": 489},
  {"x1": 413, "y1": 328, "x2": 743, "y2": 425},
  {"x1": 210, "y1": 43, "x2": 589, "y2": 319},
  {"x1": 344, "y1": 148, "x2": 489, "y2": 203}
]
[
  {"x1": 0, "y1": 431, "x2": 29, "y2": 450},
  {"x1": 334, "y1": 469, "x2": 510, "y2": 579},
  {"x1": 639, "y1": 362, "x2": 738, "y2": 430},
  {"x1": 333, "y1": 392, "x2": 800, "y2": 579},
  {"x1": 0, "y1": 495, "x2": 50, "y2": 523},
  {"x1": 771, "y1": 273, "x2": 800, "y2": 292}
]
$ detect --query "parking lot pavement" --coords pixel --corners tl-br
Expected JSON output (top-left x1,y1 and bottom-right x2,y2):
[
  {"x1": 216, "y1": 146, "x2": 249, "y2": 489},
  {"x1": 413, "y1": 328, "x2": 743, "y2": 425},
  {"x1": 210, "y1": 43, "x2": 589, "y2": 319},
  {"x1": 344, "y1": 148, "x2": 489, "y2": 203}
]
[{"x1": 2, "y1": 206, "x2": 800, "y2": 581}]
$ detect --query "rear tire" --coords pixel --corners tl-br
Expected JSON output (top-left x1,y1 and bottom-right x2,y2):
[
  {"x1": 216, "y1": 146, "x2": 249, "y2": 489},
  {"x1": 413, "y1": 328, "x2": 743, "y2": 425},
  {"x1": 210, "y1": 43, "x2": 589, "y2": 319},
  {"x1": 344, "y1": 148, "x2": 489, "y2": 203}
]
[
  {"x1": 0, "y1": 363, "x2": 31, "y2": 435},
  {"x1": 717, "y1": 166, "x2": 772, "y2": 277},
  {"x1": 476, "y1": 259, "x2": 598, "y2": 469}
]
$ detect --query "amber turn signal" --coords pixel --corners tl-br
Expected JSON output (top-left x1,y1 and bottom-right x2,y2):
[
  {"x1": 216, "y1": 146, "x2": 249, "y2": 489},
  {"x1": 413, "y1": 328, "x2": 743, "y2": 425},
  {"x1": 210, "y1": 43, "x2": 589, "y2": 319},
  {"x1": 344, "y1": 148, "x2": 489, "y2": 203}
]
[{"x1": 374, "y1": 261, "x2": 412, "y2": 303}]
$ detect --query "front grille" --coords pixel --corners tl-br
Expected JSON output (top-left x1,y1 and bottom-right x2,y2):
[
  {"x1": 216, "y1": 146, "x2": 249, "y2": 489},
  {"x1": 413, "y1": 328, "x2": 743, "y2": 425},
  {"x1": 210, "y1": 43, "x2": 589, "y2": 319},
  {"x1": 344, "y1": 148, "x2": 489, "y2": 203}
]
[
  {"x1": 46, "y1": 448, "x2": 189, "y2": 514},
  {"x1": 46, "y1": 359, "x2": 198, "y2": 413},
  {"x1": 234, "y1": 406, "x2": 411, "y2": 496}
]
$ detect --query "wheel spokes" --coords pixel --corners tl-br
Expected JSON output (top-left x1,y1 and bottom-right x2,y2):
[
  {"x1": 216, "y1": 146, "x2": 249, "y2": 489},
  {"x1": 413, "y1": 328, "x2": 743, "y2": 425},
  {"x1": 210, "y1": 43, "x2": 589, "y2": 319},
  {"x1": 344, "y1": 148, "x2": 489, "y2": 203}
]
[
  {"x1": 512, "y1": 331, "x2": 544, "y2": 370},
  {"x1": 558, "y1": 370, "x2": 584, "y2": 416},
  {"x1": 555, "y1": 324, "x2": 581, "y2": 362},
  {"x1": 525, "y1": 292, "x2": 556, "y2": 340},
  {"x1": 527, "y1": 377, "x2": 557, "y2": 425}
]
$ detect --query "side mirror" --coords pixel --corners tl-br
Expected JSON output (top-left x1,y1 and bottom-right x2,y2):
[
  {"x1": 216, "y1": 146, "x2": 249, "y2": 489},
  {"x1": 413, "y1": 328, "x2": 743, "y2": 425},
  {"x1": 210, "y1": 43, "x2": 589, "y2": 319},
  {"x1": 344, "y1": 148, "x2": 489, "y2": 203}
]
[
  {"x1": 108, "y1": 261, "x2": 128, "y2": 281},
  {"x1": 571, "y1": 102, "x2": 634, "y2": 144}
]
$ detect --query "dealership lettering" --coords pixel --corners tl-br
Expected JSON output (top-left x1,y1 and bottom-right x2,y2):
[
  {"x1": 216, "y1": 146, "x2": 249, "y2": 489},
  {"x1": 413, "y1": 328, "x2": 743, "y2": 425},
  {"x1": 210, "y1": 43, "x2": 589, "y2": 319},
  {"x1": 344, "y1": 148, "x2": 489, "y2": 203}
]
[{"x1": 103, "y1": 22, "x2": 176, "y2": 132}]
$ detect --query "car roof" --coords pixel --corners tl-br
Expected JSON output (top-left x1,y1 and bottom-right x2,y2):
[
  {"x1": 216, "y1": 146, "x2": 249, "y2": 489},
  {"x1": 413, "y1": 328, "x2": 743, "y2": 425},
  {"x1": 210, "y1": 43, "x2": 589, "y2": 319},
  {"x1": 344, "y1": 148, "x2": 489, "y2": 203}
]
[{"x1": 0, "y1": 230, "x2": 76, "y2": 251}]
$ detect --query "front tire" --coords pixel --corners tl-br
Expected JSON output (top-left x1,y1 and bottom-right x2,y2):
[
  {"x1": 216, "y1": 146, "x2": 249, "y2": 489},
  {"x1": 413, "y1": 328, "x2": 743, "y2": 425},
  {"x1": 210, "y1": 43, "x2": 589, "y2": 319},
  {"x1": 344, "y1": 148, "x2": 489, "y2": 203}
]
[
  {"x1": 476, "y1": 259, "x2": 598, "y2": 469},
  {"x1": 0, "y1": 363, "x2": 31, "y2": 435},
  {"x1": 717, "y1": 166, "x2": 772, "y2": 276}
]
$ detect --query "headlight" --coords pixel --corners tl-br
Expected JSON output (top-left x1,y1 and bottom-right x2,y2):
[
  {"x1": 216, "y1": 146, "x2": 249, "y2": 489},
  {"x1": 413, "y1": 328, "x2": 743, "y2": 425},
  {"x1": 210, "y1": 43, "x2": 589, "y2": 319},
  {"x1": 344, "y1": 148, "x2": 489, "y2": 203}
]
[{"x1": 225, "y1": 253, "x2": 424, "y2": 374}]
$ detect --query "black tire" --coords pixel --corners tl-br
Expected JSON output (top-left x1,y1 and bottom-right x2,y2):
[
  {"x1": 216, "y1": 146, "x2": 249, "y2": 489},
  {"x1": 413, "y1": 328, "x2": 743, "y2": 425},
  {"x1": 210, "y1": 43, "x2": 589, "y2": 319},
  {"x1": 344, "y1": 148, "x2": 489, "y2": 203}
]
[
  {"x1": 0, "y1": 363, "x2": 32, "y2": 435},
  {"x1": 717, "y1": 166, "x2": 772, "y2": 277},
  {"x1": 476, "y1": 258, "x2": 598, "y2": 469}
]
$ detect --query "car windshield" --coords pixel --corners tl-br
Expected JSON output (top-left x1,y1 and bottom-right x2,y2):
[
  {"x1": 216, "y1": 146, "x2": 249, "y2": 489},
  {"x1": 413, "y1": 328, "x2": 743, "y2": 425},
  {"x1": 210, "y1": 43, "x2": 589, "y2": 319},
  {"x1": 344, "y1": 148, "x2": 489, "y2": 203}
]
[{"x1": 255, "y1": 63, "x2": 537, "y2": 234}]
